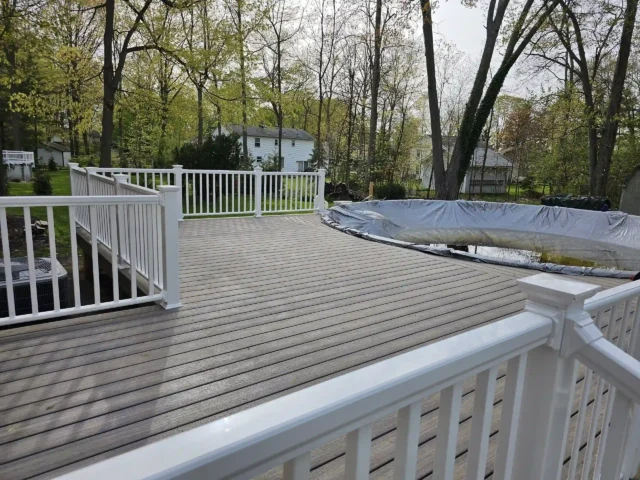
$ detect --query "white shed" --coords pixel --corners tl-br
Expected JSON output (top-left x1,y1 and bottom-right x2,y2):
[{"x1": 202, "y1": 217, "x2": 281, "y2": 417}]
[
  {"x1": 37, "y1": 141, "x2": 72, "y2": 167},
  {"x1": 2, "y1": 150, "x2": 34, "y2": 181}
]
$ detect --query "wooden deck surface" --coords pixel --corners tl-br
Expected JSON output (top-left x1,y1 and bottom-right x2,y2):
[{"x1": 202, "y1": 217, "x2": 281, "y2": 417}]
[{"x1": 0, "y1": 215, "x2": 626, "y2": 479}]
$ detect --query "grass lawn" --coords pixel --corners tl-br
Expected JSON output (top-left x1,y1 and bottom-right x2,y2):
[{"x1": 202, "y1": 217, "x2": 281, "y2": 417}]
[
  {"x1": 7, "y1": 170, "x2": 72, "y2": 257},
  {"x1": 412, "y1": 183, "x2": 545, "y2": 205}
]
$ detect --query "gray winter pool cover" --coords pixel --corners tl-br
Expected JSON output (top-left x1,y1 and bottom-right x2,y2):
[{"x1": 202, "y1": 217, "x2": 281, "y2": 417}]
[{"x1": 322, "y1": 200, "x2": 640, "y2": 279}]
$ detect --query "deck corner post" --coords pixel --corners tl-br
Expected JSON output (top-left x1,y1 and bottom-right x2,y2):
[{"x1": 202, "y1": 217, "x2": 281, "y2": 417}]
[
  {"x1": 158, "y1": 185, "x2": 182, "y2": 309},
  {"x1": 172, "y1": 165, "x2": 184, "y2": 221},
  {"x1": 315, "y1": 168, "x2": 326, "y2": 212},
  {"x1": 68, "y1": 162, "x2": 79, "y2": 195},
  {"x1": 509, "y1": 274, "x2": 599, "y2": 480},
  {"x1": 254, "y1": 166, "x2": 263, "y2": 217}
]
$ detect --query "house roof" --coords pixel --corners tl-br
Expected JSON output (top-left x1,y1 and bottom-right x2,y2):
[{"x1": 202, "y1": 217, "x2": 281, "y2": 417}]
[
  {"x1": 470, "y1": 147, "x2": 512, "y2": 168},
  {"x1": 226, "y1": 125, "x2": 314, "y2": 141},
  {"x1": 40, "y1": 142, "x2": 71, "y2": 153}
]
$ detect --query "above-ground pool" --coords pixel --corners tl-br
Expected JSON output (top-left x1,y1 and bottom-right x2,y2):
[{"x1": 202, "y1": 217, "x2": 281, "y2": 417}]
[{"x1": 322, "y1": 200, "x2": 640, "y2": 279}]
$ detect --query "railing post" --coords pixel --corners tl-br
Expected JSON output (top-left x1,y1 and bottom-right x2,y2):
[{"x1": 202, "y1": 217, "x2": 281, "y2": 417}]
[
  {"x1": 511, "y1": 274, "x2": 600, "y2": 480},
  {"x1": 254, "y1": 166, "x2": 262, "y2": 217},
  {"x1": 172, "y1": 165, "x2": 184, "y2": 221},
  {"x1": 315, "y1": 168, "x2": 326, "y2": 212},
  {"x1": 68, "y1": 162, "x2": 79, "y2": 195},
  {"x1": 158, "y1": 185, "x2": 181, "y2": 309},
  {"x1": 113, "y1": 174, "x2": 129, "y2": 268},
  {"x1": 85, "y1": 166, "x2": 97, "y2": 195}
]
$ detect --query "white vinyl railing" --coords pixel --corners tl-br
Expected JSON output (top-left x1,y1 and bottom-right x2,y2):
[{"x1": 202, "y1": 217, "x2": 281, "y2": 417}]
[
  {"x1": 2, "y1": 150, "x2": 34, "y2": 163},
  {"x1": 69, "y1": 164, "x2": 181, "y2": 312},
  {"x1": 82, "y1": 164, "x2": 327, "y2": 218},
  {"x1": 58, "y1": 274, "x2": 640, "y2": 480},
  {"x1": 90, "y1": 166, "x2": 178, "y2": 190},
  {"x1": 0, "y1": 166, "x2": 180, "y2": 326},
  {"x1": 573, "y1": 282, "x2": 640, "y2": 480}
]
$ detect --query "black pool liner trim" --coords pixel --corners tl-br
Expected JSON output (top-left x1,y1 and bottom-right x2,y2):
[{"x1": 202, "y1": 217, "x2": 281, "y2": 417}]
[{"x1": 321, "y1": 213, "x2": 638, "y2": 280}]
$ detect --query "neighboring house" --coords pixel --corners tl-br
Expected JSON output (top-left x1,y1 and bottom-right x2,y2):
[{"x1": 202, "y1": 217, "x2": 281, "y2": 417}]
[
  {"x1": 2, "y1": 150, "x2": 34, "y2": 181},
  {"x1": 420, "y1": 136, "x2": 512, "y2": 194},
  {"x1": 620, "y1": 166, "x2": 640, "y2": 215},
  {"x1": 215, "y1": 125, "x2": 314, "y2": 172},
  {"x1": 37, "y1": 138, "x2": 72, "y2": 167}
]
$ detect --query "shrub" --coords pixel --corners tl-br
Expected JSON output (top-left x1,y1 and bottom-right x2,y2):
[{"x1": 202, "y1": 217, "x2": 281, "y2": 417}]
[
  {"x1": 173, "y1": 133, "x2": 249, "y2": 171},
  {"x1": 375, "y1": 183, "x2": 406, "y2": 200},
  {"x1": 33, "y1": 170, "x2": 53, "y2": 195},
  {"x1": 47, "y1": 157, "x2": 58, "y2": 171}
]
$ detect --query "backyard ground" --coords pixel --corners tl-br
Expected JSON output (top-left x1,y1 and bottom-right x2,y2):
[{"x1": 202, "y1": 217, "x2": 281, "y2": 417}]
[{"x1": 7, "y1": 169, "x2": 72, "y2": 257}]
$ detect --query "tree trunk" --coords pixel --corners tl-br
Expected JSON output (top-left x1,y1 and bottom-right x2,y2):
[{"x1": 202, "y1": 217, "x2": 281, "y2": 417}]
[
  {"x1": 0, "y1": 118, "x2": 6, "y2": 196},
  {"x1": 236, "y1": 0, "x2": 249, "y2": 160},
  {"x1": 197, "y1": 84, "x2": 204, "y2": 146},
  {"x1": 344, "y1": 69, "x2": 355, "y2": 187},
  {"x1": 479, "y1": 108, "x2": 494, "y2": 196},
  {"x1": 366, "y1": 0, "x2": 382, "y2": 184},
  {"x1": 100, "y1": 0, "x2": 115, "y2": 168},
  {"x1": 595, "y1": 0, "x2": 638, "y2": 196},
  {"x1": 83, "y1": 131, "x2": 90, "y2": 155},
  {"x1": 420, "y1": 0, "x2": 447, "y2": 198},
  {"x1": 277, "y1": 39, "x2": 283, "y2": 171}
]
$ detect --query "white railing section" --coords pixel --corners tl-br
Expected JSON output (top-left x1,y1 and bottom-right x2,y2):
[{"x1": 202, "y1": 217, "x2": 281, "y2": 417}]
[
  {"x1": 90, "y1": 166, "x2": 178, "y2": 190},
  {"x1": 183, "y1": 169, "x2": 256, "y2": 216},
  {"x1": 567, "y1": 282, "x2": 640, "y2": 480},
  {"x1": 2, "y1": 150, "x2": 34, "y2": 163},
  {"x1": 69, "y1": 164, "x2": 181, "y2": 313},
  {"x1": 0, "y1": 193, "x2": 178, "y2": 326},
  {"x1": 58, "y1": 274, "x2": 640, "y2": 480},
  {"x1": 79, "y1": 164, "x2": 327, "y2": 219}
]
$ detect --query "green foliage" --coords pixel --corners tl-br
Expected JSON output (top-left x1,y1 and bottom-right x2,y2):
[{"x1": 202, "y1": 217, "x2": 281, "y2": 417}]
[
  {"x1": 47, "y1": 157, "x2": 58, "y2": 171},
  {"x1": 32, "y1": 169, "x2": 53, "y2": 195},
  {"x1": 261, "y1": 154, "x2": 282, "y2": 172},
  {"x1": 375, "y1": 183, "x2": 406, "y2": 200},
  {"x1": 173, "y1": 133, "x2": 249, "y2": 170}
]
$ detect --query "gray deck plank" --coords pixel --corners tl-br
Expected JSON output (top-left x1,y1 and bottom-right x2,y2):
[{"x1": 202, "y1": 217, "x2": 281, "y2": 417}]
[{"x1": 0, "y1": 215, "x2": 626, "y2": 479}]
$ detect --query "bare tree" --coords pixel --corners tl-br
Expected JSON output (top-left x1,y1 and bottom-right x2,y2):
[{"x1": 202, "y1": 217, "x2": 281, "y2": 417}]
[
  {"x1": 260, "y1": 0, "x2": 302, "y2": 170},
  {"x1": 421, "y1": 0, "x2": 561, "y2": 199}
]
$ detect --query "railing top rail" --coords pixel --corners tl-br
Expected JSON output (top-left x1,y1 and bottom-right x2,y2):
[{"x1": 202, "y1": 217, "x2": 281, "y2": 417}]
[
  {"x1": 0, "y1": 195, "x2": 161, "y2": 207},
  {"x1": 89, "y1": 172, "x2": 115, "y2": 185},
  {"x1": 585, "y1": 280, "x2": 640, "y2": 312},
  {"x1": 262, "y1": 171, "x2": 320, "y2": 176},
  {"x1": 120, "y1": 181, "x2": 161, "y2": 196},
  {"x1": 181, "y1": 168, "x2": 321, "y2": 175},
  {"x1": 59, "y1": 311, "x2": 552, "y2": 480},
  {"x1": 93, "y1": 167, "x2": 176, "y2": 173}
]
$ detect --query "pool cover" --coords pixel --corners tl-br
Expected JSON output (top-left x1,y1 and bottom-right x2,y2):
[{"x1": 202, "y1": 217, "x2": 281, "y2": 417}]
[{"x1": 322, "y1": 200, "x2": 640, "y2": 278}]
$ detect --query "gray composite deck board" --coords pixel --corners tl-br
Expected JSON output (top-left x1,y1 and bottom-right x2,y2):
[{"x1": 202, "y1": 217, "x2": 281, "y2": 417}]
[{"x1": 0, "y1": 215, "x2": 626, "y2": 479}]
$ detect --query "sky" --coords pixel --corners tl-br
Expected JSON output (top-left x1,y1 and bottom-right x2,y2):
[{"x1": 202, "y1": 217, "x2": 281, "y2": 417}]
[
  {"x1": 426, "y1": 1, "x2": 555, "y2": 96},
  {"x1": 433, "y1": 1, "x2": 487, "y2": 58}
]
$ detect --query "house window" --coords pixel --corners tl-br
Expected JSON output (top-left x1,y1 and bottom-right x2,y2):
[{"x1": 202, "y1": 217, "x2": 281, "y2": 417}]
[
  {"x1": 297, "y1": 160, "x2": 309, "y2": 172},
  {"x1": 255, "y1": 137, "x2": 260, "y2": 147},
  {"x1": 291, "y1": 139, "x2": 296, "y2": 147},
  {"x1": 256, "y1": 156, "x2": 263, "y2": 162},
  {"x1": 275, "y1": 138, "x2": 278, "y2": 146}
]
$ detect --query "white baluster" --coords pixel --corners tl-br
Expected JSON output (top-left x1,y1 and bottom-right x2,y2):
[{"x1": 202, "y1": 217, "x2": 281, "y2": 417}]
[
  {"x1": 465, "y1": 366, "x2": 498, "y2": 480},
  {"x1": 433, "y1": 382, "x2": 463, "y2": 480},
  {"x1": 283, "y1": 453, "x2": 310, "y2": 480},
  {"x1": 394, "y1": 402, "x2": 421, "y2": 480},
  {"x1": 344, "y1": 425, "x2": 372, "y2": 480}
]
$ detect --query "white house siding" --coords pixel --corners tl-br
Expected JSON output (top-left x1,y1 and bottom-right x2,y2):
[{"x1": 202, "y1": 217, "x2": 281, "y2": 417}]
[
  {"x1": 246, "y1": 136, "x2": 314, "y2": 172},
  {"x1": 216, "y1": 126, "x2": 314, "y2": 172}
]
